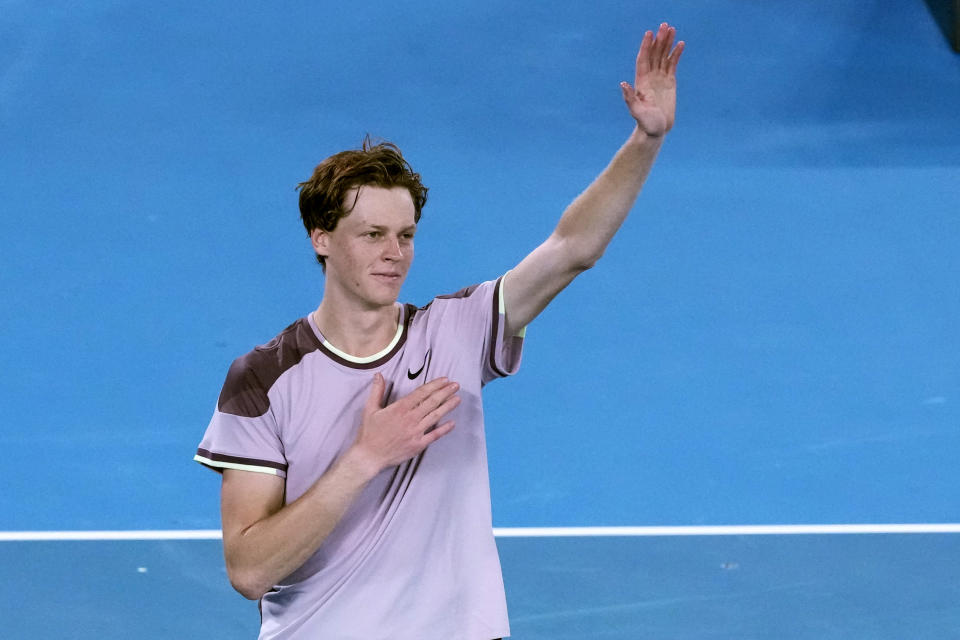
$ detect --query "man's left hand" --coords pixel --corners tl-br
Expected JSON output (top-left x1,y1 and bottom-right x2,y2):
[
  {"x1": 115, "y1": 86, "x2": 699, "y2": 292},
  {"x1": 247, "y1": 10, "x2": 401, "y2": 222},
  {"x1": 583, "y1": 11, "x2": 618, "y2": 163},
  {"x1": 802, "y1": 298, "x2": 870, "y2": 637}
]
[{"x1": 620, "y1": 22, "x2": 685, "y2": 137}]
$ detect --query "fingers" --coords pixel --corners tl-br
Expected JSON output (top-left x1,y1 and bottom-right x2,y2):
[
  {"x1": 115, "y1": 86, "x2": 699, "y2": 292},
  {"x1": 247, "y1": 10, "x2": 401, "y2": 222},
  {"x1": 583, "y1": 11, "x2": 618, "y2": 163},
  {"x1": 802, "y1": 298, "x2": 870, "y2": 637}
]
[
  {"x1": 363, "y1": 373, "x2": 387, "y2": 417},
  {"x1": 649, "y1": 24, "x2": 672, "y2": 72},
  {"x1": 637, "y1": 23, "x2": 683, "y2": 79},
  {"x1": 667, "y1": 40, "x2": 685, "y2": 75},
  {"x1": 634, "y1": 30, "x2": 653, "y2": 87},
  {"x1": 398, "y1": 378, "x2": 460, "y2": 419},
  {"x1": 422, "y1": 420, "x2": 455, "y2": 445},
  {"x1": 660, "y1": 24, "x2": 676, "y2": 69},
  {"x1": 401, "y1": 376, "x2": 452, "y2": 408},
  {"x1": 391, "y1": 375, "x2": 461, "y2": 437},
  {"x1": 413, "y1": 380, "x2": 460, "y2": 421},
  {"x1": 418, "y1": 391, "x2": 461, "y2": 433}
]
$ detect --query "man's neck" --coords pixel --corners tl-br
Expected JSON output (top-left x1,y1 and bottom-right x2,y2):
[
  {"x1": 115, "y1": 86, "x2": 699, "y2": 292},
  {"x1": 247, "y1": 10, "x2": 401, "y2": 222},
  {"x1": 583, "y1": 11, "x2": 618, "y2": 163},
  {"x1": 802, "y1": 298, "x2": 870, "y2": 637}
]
[{"x1": 312, "y1": 297, "x2": 401, "y2": 359}]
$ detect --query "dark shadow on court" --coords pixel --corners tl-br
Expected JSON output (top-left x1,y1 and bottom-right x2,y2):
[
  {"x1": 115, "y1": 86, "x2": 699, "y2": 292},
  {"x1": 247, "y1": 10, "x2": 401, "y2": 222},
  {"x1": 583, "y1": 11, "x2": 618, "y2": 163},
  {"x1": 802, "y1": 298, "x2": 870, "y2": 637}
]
[{"x1": 922, "y1": 0, "x2": 960, "y2": 51}]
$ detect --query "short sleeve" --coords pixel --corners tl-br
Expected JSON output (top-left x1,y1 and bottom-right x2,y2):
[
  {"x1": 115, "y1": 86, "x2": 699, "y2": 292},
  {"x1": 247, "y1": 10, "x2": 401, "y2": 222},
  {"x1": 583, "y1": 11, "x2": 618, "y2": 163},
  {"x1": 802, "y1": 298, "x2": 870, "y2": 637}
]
[
  {"x1": 194, "y1": 354, "x2": 288, "y2": 478},
  {"x1": 437, "y1": 275, "x2": 525, "y2": 385}
]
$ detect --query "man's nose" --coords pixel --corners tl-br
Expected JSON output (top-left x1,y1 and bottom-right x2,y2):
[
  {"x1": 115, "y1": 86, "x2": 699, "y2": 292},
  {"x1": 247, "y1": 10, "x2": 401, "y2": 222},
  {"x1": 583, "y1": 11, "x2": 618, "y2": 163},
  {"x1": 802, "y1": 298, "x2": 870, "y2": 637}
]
[{"x1": 383, "y1": 238, "x2": 403, "y2": 260}]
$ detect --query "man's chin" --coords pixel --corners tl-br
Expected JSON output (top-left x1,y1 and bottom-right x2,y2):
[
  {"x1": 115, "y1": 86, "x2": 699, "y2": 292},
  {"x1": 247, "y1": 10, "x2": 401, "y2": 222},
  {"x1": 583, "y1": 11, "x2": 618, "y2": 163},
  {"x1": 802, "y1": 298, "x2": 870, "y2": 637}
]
[{"x1": 369, "y1": 286, "x2": 404, "y2": 306}]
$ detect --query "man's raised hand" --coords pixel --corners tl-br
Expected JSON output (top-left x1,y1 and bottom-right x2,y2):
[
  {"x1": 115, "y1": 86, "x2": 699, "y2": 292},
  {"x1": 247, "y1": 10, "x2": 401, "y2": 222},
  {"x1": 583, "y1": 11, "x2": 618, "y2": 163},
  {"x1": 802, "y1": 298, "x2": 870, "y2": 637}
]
[
  {"x1": 620, "y1": 23, "x2": 684, "y2": 137},
  {"x1": 351, "y1": 373, "x2": 460, "y2": 474}
]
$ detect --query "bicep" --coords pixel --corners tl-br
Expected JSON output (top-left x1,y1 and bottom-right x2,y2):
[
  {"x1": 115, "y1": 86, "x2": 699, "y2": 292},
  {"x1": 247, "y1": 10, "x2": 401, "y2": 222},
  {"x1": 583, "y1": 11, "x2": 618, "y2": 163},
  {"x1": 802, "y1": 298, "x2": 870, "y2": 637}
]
[
  {"x1": 503, "y1": 234, "x2": 588, "y2": 336},
  {"x1": 220, "y1": 469, "x2": 285, "y2": 545}
]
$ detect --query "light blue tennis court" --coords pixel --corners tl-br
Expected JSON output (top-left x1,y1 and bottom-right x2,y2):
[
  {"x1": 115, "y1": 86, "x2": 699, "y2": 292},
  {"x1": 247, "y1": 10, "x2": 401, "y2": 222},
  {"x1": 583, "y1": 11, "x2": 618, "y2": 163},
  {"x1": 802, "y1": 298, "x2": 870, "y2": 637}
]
[{"x1": 2, "y1": 1, "x2": 958, "y2": 637}]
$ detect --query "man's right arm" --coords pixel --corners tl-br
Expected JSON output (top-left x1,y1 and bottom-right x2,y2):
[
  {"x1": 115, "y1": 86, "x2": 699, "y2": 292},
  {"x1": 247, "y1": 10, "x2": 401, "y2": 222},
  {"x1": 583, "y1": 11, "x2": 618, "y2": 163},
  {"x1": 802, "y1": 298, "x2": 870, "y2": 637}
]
[{"x1": 220, "y1": 373, "x2": 461, "y2": 600}]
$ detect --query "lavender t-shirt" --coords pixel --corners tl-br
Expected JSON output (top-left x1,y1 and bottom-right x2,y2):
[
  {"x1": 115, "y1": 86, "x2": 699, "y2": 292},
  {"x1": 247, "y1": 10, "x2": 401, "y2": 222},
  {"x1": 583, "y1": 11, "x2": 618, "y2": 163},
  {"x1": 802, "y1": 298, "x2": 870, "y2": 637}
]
[{"x1": 195, "y1": 276, "x2": 523, "y2": 640}]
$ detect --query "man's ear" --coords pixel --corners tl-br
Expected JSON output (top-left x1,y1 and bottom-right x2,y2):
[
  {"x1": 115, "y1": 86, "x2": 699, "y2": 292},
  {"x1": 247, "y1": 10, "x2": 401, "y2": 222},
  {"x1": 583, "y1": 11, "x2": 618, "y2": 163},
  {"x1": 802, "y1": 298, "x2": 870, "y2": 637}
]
[{"x1": 310, "y1": 228, "x2": 329, "y2": 259}]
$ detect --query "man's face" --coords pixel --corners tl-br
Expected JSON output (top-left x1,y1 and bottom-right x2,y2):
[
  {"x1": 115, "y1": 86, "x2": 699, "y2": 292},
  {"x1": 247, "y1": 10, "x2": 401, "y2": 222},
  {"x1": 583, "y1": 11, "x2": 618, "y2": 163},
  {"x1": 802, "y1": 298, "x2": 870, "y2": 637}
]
[{"x1": 312, "y1": 185, "x2": 416, "y2": 310}]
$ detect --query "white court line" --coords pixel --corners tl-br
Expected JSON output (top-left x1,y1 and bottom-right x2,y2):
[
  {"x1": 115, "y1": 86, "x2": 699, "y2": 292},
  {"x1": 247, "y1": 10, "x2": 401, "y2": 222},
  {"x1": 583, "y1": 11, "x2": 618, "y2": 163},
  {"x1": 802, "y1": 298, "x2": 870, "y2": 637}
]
[
  {"x1": 492, "y1": 524, "x2": 960, "y2": 537},
  {"x1": 2, "y1": 524, "x2": 960, "y2": 541},
  {"x1": 0, "y1": 530, "x2": 224, "y2": 541}
]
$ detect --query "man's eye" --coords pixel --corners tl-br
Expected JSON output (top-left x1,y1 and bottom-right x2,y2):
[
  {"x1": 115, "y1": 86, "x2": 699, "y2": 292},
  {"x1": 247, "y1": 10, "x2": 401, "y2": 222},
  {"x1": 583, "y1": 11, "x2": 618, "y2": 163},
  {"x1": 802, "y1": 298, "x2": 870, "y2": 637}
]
[{"x1": 366, "y1": 231, "x2": 380, "y2": 238}]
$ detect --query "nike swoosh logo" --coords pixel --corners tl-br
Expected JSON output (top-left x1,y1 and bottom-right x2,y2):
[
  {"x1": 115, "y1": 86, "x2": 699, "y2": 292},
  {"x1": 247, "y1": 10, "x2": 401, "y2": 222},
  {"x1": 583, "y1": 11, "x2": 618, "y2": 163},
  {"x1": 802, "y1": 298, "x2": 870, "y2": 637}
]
[{"x1": 407, "y1": 349, "x2": 432, "y2": 380}]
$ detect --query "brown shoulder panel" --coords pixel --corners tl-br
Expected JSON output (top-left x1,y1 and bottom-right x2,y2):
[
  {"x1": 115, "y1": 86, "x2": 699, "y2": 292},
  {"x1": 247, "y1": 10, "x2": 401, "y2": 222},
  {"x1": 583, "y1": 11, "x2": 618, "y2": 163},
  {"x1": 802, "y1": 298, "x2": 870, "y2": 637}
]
[
  {"x1": 434, "y1": 283, "x2": 480, "y2": 301},
  {"x1": 217, "y1": 318, "x2": 323, "y2": 417}
]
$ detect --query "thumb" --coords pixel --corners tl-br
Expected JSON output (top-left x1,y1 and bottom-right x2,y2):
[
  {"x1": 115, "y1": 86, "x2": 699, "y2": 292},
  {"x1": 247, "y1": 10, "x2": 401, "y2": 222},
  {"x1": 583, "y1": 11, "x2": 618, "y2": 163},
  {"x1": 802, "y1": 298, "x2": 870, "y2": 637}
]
[
  {"x1": 364, "y1": 373, "x2": 386, "y2": 416},
  {"x1": 620, "y1": 81, "x2": 633, "y2": 102}
]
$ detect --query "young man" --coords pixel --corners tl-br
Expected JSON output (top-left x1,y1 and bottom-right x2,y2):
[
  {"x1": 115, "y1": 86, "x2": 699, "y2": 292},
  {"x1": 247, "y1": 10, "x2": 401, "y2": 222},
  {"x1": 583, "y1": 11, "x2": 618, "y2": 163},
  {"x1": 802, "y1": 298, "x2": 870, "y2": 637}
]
[{"x1": 195, "y1": 23, "x2": 683, "y2": 640}]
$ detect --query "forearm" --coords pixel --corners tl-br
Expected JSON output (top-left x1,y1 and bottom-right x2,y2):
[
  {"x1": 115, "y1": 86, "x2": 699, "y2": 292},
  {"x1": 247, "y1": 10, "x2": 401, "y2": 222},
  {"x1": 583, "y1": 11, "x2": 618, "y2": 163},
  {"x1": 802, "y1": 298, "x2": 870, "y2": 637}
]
[
  {"x1": 554, "y1": 127, "x2": 664, "y2": 267},
  {"x1": 224, "y1": 446, "x2": 379, "y2": 599},
  {"x1": 501, "y1": 127, "x2": 667, "y2": 334}
]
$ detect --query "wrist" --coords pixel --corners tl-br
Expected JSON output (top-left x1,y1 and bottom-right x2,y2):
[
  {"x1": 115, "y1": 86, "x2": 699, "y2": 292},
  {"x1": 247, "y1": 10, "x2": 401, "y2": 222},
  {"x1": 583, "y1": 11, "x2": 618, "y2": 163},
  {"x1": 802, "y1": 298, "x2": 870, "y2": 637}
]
[
  {"x1": 628, "y1": 125, "x2": 666, "y2": 147},
  {"x1": 340, "y1": 444, "x2": 383, "y2": 483}
]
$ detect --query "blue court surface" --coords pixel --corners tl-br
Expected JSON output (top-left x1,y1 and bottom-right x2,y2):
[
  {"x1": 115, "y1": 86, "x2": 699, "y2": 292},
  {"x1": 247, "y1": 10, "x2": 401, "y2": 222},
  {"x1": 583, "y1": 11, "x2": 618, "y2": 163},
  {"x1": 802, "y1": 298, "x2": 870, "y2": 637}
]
[
  {"x1": 2, "y1": 533, "x2": 960, "y2": 638},
  {"x1": 2, "y1": 0, "x2": 959, "y2": 637}
]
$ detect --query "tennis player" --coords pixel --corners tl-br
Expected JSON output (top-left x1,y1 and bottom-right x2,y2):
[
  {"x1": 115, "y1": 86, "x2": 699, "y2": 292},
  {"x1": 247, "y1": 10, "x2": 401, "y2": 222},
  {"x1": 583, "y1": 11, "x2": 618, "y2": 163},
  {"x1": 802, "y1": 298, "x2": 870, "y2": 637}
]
[{"x1": 195, "y1": 23, "x2": 683, "y2": 640}]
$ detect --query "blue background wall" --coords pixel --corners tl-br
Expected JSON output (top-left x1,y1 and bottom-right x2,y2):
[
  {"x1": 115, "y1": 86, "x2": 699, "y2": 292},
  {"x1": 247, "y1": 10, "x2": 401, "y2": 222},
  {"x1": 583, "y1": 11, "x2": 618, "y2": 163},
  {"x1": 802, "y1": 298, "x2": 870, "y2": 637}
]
[{"x1": 2, "y1": 0, "x2": 958, "y2": 530}]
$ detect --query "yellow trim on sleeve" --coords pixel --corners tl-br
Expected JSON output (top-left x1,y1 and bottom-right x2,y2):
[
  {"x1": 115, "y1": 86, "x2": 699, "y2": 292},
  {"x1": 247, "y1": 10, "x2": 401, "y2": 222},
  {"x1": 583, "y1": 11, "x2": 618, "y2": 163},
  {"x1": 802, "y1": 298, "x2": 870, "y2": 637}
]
[
  {"x1": 499, "y1": 271, "x2": 527, "y2": 338},
  {"x1": 193, "y1": 454, "x2": 283, "y2": 476}
]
